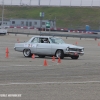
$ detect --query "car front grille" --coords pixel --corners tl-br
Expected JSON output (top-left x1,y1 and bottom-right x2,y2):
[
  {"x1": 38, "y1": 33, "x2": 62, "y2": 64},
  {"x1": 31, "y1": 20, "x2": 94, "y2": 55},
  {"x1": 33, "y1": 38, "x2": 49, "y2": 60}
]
[{"x1": 69, "y1": 48, "x2": 82, "y2": 52}]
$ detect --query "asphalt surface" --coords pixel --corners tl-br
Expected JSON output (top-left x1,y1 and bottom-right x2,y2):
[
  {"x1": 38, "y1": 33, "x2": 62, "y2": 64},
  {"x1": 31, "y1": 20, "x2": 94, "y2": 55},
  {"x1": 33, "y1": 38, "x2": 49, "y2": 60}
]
[{"x1": 0, "y1": 34, "x2": 100, "y2": 100}]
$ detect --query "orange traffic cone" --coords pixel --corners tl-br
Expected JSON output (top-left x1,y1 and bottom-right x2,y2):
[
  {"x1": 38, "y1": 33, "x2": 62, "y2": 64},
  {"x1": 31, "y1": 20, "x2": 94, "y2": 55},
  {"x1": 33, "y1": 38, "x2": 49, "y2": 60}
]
[
  {"x1": 6, "y1": 47, "x2": 9, "y2": 53},
  {"x1": 75, "y1": 41, "x2": 78, "y2": 45},
  {"x1": 5, "y1": 47, "x2": 9, "y2": 58},
  {"x1": 95, "y1": 38, "x2": 97, "y2": 41},
  {"x1": 32, "y1": 54, "x2": 35, "y2": 59},
  {"x1": 52, "y1": 56, "x2": 55, "y2": 61},
  {"x1": 43, "y1": 59, "x2": 48, "y2": 66},
  {"x1": 58, "y1": 58, "x2": 61, "y2": 63},
  {"x1": 17, "y1": 38, "x2": 19, "y2": 43},
  {"x1": 98, "y1": 42, "x2": 100, "y2": 46},
  {"x1": 6, "y1": 53, "x2": 9, "y2": 58}
]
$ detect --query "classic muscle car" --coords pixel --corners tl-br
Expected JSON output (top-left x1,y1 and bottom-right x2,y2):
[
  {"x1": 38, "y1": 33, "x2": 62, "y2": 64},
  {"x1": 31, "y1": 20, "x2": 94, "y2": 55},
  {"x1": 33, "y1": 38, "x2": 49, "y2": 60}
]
[{"x1": 14, "y1": 36, "x2": 84, "y2": 59}]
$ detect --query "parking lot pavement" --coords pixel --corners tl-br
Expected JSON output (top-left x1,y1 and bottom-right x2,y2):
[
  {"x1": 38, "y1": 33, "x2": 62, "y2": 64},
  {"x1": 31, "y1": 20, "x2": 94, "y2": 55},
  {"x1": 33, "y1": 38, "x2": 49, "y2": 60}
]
[{"x1": 0, "y1": 34, "x2": 100, "y2": 100}]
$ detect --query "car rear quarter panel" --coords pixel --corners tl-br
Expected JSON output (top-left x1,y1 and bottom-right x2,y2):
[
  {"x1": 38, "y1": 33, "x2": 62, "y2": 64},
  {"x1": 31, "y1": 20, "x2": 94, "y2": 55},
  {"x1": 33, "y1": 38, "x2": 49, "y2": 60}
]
[{"x1": 14, "y1": 43, "x2": 25, "y2": 52}]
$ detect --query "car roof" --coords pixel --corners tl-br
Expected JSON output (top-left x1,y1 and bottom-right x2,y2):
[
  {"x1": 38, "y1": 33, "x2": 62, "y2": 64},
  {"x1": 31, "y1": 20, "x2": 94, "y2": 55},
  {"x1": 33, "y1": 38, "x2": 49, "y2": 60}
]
[{"x1": 33, "y1": 36, "x2": 54, "y2": 38}]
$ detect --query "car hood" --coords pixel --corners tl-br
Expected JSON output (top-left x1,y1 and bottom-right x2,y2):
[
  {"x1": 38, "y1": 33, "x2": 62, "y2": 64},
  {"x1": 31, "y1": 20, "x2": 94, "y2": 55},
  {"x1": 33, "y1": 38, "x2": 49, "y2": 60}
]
[{"x1": 60, "y1": 43, "x2": 84, "y2": 49}]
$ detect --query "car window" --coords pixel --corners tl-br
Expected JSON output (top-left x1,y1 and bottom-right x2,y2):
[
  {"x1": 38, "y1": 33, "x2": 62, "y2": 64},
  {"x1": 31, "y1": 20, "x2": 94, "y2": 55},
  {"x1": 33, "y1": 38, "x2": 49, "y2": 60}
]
[
  {"x1": 50, "y1": 37, "x2": 65, "y2": 44},
  {"x1": 31, "y1": 37, "x2": 39, "y2": 43},
  {"x1": 39, "y1": 38, "x2": 50, "y2": 43}
]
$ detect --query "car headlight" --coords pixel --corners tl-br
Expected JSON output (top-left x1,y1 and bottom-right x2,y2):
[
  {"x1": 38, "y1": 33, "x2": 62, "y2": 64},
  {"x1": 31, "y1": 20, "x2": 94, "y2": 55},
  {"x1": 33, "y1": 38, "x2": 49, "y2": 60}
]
[
  {"x1": 81, "y1": 48, "x2": 84, "y2": 52},
  {"x1": 66, "y1": 47, "x2": 69, "y2": 51}
]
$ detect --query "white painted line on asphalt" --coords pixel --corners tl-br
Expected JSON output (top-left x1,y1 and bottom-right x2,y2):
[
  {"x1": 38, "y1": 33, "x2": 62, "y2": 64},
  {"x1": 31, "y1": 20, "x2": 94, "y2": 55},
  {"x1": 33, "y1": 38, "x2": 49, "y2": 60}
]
[{"x1": 1, "y1": 81, "x2": 100, "y2": 86}]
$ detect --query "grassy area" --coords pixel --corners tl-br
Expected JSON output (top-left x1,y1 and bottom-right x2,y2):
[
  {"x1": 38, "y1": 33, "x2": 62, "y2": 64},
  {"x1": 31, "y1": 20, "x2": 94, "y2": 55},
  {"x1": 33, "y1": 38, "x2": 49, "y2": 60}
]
[{"x1": 0, "y1": 6, "x2": 100, "y2": 30}]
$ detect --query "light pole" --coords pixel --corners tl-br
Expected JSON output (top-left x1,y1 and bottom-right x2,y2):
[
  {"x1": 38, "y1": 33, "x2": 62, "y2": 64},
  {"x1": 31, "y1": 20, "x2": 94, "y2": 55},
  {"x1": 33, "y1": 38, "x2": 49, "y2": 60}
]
[
  {"x1": 20, "y1": 0, "x2": 22, "y2": 5},
  {"x1": 54, "y1": 16, "x2": 56, "y2": 30},
  {"x1": 49, "y1": 20, "x2": 51, "y2": 33},
  {"x1": 30, "y1": 0, "x2": 31, "y2": 6},
  {"x1": 11, "y1": 0, "x2": 12, "y2": 5},
  {"x1": 49, "y1": 0, "x2": 51, "y2": 6},
  {"x1": 38, "y1": 0, "x2": 40, "y2": 6},
  {"x1": 2, "y1": 0, "x2": 4, "y2": 27},
  {"x1": 91, "y1": 0, "x2": 93, "y2": 7},
  {"x1": 39, "y1": 12, "x2": 44, "y2": 34},
  {"x1": 80, "y1": 0, "x2": 82, "y2": 7},
  {"x1": 70, "y1": 0, "x2": 72, "y2": 7},
  {"x1": 59, "y1": 0, "x2": 61, "y2": 6}
]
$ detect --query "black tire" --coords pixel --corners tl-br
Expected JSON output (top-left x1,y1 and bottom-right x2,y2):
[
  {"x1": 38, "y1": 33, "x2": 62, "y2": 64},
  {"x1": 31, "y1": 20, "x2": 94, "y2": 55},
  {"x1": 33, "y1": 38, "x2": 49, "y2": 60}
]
[
  {"x1": 23, "y1": 49, "x2": 32, "y2": 57},
  {"x1": 71, "y1": 56, "x2": 79, "y2": 59},
  {"x1": 55, "y1": 49, "x2": 64, "y2": 59},
  {"x1": 38, "y1": 55, "x2": 45, "y2": 58}
]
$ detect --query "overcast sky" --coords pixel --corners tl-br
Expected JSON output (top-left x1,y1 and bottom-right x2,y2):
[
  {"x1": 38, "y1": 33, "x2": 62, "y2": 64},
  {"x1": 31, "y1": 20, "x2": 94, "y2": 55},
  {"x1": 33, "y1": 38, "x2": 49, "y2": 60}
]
[{"x1": 0, "y1": 0, "x2": 100, "y2": 6}]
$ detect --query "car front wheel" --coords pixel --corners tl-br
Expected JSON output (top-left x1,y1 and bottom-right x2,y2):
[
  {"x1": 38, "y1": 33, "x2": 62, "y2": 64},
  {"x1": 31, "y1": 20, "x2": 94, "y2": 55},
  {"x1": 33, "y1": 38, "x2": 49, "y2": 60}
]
[
  {"x1": 55, "y1": 49, "x2": 64, "y2": 59},
  {"x1": 23, "y1": 49, "x2": 32, "y2": 57},
  {"x1": 71, "y1": 55, "x2": 79, "y2": 59}
]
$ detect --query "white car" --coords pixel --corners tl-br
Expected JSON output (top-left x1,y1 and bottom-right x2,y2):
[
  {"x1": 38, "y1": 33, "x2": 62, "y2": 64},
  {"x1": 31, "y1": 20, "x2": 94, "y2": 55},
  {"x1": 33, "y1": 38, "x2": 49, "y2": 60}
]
[{"x1": 14, "y1": 36, "x2": 84, "y2": 59}]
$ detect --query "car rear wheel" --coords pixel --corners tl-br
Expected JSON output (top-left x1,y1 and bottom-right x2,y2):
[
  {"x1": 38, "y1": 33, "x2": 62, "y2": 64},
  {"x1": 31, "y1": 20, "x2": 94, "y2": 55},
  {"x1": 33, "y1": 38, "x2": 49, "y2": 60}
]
[
  {"x1": 23, "y1": 49, "x2": 32, "y2": 57},
  {"x1": 55, "y1": 49, "x2": 64, "y2": 59},
  {"x1": 71, "y1": 56, "x2": 79, "y2": 59}
]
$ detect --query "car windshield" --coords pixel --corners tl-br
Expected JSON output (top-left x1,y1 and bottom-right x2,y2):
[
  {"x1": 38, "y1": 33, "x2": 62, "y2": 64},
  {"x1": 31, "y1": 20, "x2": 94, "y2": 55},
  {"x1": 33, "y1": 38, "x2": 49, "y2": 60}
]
[{"x1": 50, "y1": 37, "x2": 65, "y2": 44}]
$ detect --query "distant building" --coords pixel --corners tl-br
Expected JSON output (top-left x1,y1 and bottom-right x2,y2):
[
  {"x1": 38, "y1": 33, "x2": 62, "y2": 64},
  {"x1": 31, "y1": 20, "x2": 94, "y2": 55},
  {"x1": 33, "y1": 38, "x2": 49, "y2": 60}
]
[{"x1": 0, "y1": 18, "x2": 56, "y2": 29}]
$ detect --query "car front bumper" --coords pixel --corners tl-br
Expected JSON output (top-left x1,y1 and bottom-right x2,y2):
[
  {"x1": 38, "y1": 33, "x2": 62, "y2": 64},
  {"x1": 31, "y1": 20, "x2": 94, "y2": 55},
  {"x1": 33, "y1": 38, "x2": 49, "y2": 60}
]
[{"x1": 65, "y1": 51, "x2": 84, "y2": 56}]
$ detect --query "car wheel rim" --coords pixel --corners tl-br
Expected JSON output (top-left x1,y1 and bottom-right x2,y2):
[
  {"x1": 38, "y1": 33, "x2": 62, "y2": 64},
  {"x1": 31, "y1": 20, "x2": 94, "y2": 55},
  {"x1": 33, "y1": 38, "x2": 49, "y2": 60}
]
[
  {"x1": 56, "y1": 50, "x2": 61, "y2": 58},
  {"x1": 24, "y1": 49, "x2": 30, "y2": 56}
]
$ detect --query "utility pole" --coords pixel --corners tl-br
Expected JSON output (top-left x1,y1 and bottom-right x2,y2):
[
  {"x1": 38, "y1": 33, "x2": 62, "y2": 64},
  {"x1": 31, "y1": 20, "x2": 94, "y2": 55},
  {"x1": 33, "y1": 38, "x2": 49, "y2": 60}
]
[
  {"x1": 38, "y1": 0, "x2": 40, "y2": 6},
  {"x1": 80, "y1": 0, "x2": 82, "y2": 7},
  {"x1": 54, "y1": 16, "x2": 56, "y2": 30},
  {"x1": 59, "y1": 0, "x2": 61, "y2": 6},
  {"x1": 49, "y1": 0, "x2": 51, "y2": 6},
  {"x1": 70, "y1": 0, "x2": 72, "y2": 7},
  {"x1": 2, "y1": 0, "x2": 4, "y2": 26},
  {"x1": 39, "y1": 12, "x2": 44, "y2": 34},
  {"x1": 91, "y1": 0, "x2": 93, "y2": 7},
  {"x1": 20, "y1": 0, "x2": 22, "y2": 5},
  {"x1": 30, "y1": 0, "x2": 31, "y2": 6},
  {"x1": 11, "y1": 0, "x2": 12, "y2": 5}
]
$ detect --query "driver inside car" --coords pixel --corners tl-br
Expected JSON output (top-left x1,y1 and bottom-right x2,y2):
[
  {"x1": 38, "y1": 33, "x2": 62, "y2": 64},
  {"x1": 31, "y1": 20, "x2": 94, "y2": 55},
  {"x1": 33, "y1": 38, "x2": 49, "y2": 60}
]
[{"x1": 43, "y1": 38, "x2": 50, "y2": 43}]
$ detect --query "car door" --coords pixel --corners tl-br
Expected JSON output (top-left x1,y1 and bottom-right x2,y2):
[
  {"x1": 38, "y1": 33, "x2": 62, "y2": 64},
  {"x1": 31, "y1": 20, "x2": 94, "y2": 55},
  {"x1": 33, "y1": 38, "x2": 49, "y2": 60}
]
[
  {"x1": 29, "y1": 37, "x2": 39, "y2": 53},
  {"x1": 36, "y1": 38, "x2": 52, "y2": 55}
]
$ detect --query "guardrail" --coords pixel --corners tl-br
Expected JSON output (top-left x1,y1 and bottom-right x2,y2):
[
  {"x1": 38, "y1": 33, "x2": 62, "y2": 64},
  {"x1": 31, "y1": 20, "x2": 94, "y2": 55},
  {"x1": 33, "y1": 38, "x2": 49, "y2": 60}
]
[{"x1": 7, "y1": 31, "x2": 100, "y2": 39}]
